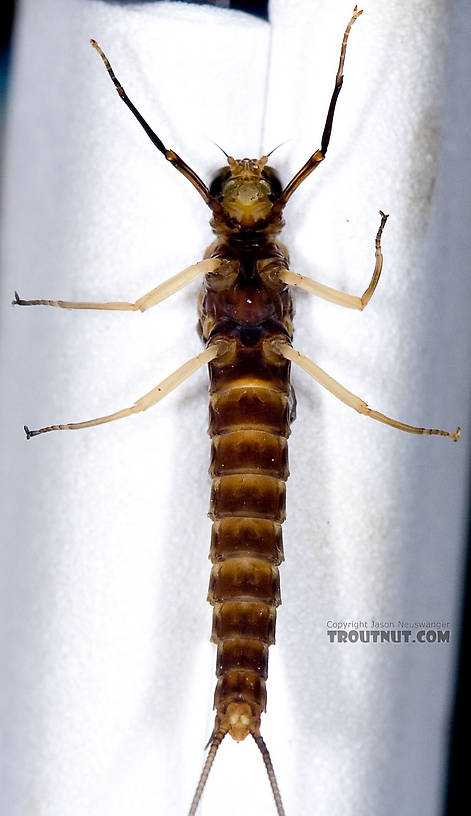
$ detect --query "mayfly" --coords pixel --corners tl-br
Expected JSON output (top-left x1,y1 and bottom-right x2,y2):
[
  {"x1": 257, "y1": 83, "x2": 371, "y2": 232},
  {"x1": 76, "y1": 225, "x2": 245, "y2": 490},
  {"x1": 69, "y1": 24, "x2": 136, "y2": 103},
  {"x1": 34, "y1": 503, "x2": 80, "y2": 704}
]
[{"x1": 14, "y1": 6, "x2": 460, "y2": 815}]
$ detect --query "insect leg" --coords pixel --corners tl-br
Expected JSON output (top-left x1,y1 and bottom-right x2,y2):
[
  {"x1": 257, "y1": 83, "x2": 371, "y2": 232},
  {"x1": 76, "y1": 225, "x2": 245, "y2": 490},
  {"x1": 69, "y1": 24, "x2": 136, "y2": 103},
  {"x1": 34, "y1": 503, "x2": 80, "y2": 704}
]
[
  {"x1": 13, "y1": 258, "x2": 219, "y2": 313},
  {"x1": 280, "y1": 211, "x2": 388, "y2": 310},
  {"x1": 276, "y1": 6, "x2": 363, "y2": 207},
  {"x1": 90, "y1": 40, "x2": 212, "y2": 206},
  {"x1": 272, "y1": 341, "x2": 460, "y2": 442},
  {"x1": 24, "y1": 341, "x2": 230, "y2": 439}
]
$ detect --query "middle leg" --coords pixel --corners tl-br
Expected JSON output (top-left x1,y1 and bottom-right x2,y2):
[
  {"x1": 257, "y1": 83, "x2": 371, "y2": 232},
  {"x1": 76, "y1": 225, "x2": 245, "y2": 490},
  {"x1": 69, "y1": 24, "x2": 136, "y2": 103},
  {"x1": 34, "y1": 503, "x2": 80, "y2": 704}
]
[
  {"x1": 280, "y1": 211, "x2": 389, "y2": 310},
  {"x1": 14, "y1": 258, "x2": 220, "y2": 313}
]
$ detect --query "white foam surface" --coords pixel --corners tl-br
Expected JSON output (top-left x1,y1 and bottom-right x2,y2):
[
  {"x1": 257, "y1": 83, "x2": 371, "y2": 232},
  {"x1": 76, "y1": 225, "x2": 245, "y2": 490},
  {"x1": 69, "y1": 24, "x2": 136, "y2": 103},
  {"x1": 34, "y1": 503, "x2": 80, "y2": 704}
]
[{"x1": 1, "y1": 2, "x2": 470, "y2": 816}]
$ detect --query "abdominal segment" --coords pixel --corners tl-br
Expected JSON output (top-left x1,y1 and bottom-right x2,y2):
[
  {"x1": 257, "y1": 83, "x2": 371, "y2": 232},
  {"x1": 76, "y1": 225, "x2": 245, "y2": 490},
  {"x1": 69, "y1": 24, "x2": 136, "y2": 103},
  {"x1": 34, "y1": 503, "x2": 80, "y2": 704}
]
[{"x1": 207, "y1": 337, "x2": 294, "y2": 740}]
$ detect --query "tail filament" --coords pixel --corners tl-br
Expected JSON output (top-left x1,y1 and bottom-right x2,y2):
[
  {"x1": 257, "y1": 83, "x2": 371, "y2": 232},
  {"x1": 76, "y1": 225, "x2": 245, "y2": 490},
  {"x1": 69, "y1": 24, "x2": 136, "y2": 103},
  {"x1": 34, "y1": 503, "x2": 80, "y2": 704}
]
[
  {"x1": 188, "y1": 729, "x2": 227, "y2": 816},
  {"x1": 253, "y1": 734, "x2": 286, "y2": 816}
]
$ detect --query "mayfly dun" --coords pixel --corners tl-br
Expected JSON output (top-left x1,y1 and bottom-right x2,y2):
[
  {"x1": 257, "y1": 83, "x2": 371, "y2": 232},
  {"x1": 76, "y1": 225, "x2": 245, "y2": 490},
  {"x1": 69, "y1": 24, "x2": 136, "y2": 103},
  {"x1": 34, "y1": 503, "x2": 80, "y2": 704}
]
[{"x1": 13, "y1": 6, "x2": 460, "y2": 816}]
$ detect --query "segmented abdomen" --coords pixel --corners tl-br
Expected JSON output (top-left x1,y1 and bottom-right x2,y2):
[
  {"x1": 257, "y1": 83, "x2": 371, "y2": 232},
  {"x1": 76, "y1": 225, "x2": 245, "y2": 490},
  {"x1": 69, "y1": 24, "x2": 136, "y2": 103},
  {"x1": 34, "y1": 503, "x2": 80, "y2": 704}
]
[{"x1": 207, "y1": 337, "x2": 295, "y2": 739}]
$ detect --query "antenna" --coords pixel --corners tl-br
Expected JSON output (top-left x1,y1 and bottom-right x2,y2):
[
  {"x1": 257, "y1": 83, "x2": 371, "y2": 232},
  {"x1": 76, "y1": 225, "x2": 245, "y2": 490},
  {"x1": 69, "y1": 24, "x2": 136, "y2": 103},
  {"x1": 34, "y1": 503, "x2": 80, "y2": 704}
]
[
  {"x1": 211, "y1": 141, "x2": 230, "y2": 159},
  {"x1": 265, "y1": 140, "x2": 290, "y2": 159}
]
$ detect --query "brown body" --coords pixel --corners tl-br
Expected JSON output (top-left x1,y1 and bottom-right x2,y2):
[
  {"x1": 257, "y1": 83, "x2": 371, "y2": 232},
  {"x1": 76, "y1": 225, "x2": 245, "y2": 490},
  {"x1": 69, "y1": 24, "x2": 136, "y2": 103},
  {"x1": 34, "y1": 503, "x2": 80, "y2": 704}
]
[
  {"x1": 200, "y1": 226, "x2": 296, "y2": 739},
  {"x1": 21, "y1": 11, "x2": 458, "y2": 816}
]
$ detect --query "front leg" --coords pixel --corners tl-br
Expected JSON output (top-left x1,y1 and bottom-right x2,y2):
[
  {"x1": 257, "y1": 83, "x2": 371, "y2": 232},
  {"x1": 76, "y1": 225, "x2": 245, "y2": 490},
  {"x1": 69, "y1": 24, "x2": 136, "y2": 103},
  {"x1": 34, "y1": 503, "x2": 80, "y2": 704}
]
[
  {"x1": 13, "y1": 258, "x2": 220, "y2": 313},
  {"x1": 280, "y1": 211, "x2": 388, "y2": 310},
  {"x1": 275, "y1": 6, "x2": 363, "y2": 208}
]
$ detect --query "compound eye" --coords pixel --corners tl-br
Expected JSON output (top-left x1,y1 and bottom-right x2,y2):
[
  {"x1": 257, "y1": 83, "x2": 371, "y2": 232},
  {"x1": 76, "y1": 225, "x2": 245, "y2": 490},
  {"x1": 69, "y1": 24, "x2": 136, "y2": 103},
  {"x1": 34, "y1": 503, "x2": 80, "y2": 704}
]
[
  {"x1": 209, "y1": 167, "x2": 231, "y2": 199},
  {"x1": 261, "y1": 166, "x2": 283, "y2": 201}
]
